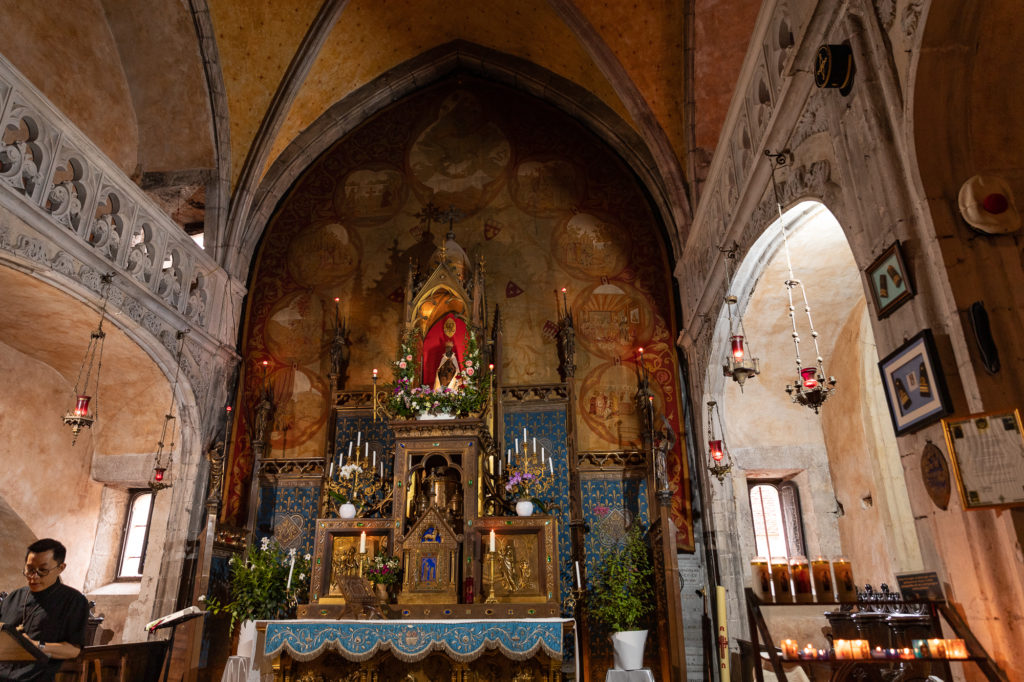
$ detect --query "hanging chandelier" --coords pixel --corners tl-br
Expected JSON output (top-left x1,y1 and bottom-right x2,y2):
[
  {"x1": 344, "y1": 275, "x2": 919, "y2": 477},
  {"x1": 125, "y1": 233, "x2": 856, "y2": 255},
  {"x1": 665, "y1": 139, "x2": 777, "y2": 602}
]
[
  {"x1": 765, "y1": 150, "x2": 836, "y2": 413},
  {"x1": 63, "y1": 273, "x2": 114, "y2": 445},
  {"x1": 150, "y1": 330, "x2": 188, "y2": 491},
  {"x1": 720, "y1": 245, "x2": 760, "y2": 389},
  {"x1": 705, "y1": 400, "x2": 732, "y2": 482}
]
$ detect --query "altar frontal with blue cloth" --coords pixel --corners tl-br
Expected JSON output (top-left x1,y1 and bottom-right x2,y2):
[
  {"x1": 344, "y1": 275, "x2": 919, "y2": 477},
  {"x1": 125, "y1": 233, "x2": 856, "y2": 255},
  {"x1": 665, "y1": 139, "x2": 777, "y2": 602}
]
[{"x1": 263, "y1": 618, "x2": 572, "y2": 664}]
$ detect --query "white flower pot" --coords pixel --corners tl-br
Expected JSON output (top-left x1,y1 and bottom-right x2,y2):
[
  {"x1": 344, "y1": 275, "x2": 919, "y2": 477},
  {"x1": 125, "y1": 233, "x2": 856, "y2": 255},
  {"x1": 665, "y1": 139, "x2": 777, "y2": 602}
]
[
  {"x1": 515, "y1": 500, "x2": 534, "y2": 516},
  {"x1": 339, "y1": 503, "x2": 357, "y2": 518},
  {"x1": 416, "y1": 411, "x2": 455, "y2": 420},
  {"x1": 611, "y1": 629, "x2": 648, "y2": 670},
  {"x1": 236, "y1": 619, "x2": 257, "y2": 659}
]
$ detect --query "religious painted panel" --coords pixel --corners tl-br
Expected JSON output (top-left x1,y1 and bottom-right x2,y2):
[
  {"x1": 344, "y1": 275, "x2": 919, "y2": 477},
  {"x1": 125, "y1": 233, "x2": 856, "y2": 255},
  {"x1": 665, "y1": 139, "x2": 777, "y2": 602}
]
[{"x1": 309, "y1": 518, "x2": 394, "y2": 605}]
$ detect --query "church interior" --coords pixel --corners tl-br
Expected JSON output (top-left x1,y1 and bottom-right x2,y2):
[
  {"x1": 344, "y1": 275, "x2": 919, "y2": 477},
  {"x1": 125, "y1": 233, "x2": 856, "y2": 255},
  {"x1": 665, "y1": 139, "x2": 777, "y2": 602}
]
[{"x1": 0, "y1": 0, "x2": 1022, "y2": 680}]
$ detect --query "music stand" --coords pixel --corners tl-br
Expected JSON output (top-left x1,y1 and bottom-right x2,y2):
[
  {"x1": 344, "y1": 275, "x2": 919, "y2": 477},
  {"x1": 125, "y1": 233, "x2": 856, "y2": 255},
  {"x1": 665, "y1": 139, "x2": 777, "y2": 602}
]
[
  {"x1": 0, "y1": 623, "x2": 47, "y2": 663},
  {"x1": 146, "y1": 606, "x2": 205, "y2": 682}
]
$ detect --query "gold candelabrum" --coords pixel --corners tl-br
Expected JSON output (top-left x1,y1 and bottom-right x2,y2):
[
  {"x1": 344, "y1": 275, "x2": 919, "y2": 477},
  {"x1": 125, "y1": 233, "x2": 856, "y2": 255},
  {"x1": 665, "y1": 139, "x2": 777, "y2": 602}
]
[
  {"x1": 487, "y1": 428, "x2": 555, "y2": 511},
  {"x1": 323, "y1": 437, "x2": 394, "y2": 518}
]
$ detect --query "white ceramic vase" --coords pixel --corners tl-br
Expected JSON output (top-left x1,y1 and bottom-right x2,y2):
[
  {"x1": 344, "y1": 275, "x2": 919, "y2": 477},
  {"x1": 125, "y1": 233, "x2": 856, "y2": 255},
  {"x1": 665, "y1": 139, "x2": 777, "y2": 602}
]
[
  {"x1": 339, "y1": 502, "x2": 357, "y2": 518},
  {"x1": 611, "y1": 629, "x2": 648, "y2": 670},
  {"x1": 515, "y1": 500, "x2": 534, "y2": 516}
]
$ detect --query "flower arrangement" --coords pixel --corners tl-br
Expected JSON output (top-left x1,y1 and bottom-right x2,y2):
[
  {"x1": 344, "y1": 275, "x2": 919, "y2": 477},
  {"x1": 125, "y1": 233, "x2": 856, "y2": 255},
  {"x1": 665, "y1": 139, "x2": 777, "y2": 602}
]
[
  {"x1": 204, "y1": 537, "x2": 311, "y2": 631},
  {"x1": 327, "y1": 463, "x2": 363, "y2": 506},
  {"x1": 590, "y1": 524, "x2": 654, "y2": 633},
  {"x1": 387, "y1": 327, "x2": 489, "y2": 418},
  {"x1": 364, "y1": 554, "x2": 402, "y2": 586},
  {"x1": 504, "y1": 470, "x2": 539, "y2": 501}
]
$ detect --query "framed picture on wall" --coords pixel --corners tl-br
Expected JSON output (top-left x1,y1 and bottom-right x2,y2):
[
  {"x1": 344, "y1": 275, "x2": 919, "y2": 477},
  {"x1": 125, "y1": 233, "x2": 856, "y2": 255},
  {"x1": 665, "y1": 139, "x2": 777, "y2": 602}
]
[
  {"x1": 865, "y1": 241, "x2": 914, "y2": 318},
  {"x1": 878, "y1": 329, "x2": 953, "y2": 435},
  {"x1": 942, "y1": 409, "x2": 1024, "y2": 510}
]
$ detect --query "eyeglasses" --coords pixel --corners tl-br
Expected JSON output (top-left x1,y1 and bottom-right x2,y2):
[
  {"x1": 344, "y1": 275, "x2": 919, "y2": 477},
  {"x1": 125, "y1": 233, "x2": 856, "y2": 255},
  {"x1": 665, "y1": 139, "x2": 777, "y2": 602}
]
[{"x1": 23, "y1": 566, "x2": 57, "y2": 578}]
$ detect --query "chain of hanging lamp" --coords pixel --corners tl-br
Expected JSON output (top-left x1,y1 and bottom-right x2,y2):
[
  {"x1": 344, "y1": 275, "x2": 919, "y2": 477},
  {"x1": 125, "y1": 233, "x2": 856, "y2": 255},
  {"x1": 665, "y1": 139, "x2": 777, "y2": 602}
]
[
  {"x1": 63, "y1": 273, "x2": 115, "y2": 445},
  {"x1": 766, "y1": 150, "x2": 836, "y2": 412},
  {"x1": 721, "y1": 243, "x2": 760, "y2": 389},
  {"x1": 150, "y1": 329, "x2": 188, "y2": 491}
]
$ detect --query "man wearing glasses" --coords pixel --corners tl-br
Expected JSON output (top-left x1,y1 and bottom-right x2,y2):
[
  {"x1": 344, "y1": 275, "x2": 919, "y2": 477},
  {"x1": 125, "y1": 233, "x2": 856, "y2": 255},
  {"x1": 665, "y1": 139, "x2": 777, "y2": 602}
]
[{"x1": 0, "y1": 539, "x2": 89, "y2": 681}]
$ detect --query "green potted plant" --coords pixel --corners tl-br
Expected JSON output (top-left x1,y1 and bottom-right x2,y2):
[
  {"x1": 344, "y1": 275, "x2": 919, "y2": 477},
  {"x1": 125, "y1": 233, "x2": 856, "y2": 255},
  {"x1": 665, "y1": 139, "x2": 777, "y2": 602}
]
[
  {"x1": 204, "y1": 537, "x2": 310, "y2": 656},
  {"x1": 590, "y1": 524, "x2": 655, "y2": 670}
]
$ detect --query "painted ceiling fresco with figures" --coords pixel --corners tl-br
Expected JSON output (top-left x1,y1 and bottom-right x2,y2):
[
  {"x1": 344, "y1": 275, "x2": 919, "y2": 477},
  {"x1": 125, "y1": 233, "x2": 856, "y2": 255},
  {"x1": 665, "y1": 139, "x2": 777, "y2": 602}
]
[{"x1": 226, "y1": 77, "x2": 690, "y2": 532}]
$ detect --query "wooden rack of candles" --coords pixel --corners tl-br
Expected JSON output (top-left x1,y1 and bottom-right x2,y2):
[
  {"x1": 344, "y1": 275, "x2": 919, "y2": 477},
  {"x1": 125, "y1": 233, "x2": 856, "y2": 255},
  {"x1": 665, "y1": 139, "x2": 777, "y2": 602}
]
[{"x1": 745, "y1": 587, "x2": 1004, "y2": 681}]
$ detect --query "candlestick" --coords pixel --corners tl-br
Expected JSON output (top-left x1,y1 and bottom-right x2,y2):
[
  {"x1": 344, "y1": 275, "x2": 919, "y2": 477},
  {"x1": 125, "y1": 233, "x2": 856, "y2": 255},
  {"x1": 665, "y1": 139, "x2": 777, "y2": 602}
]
[
  {"x1": 489, "y1": 529, "x2": 496, "y2": 553},
  {"x1": 359, "y1": 531, "x2": 366, "y2": 554}
]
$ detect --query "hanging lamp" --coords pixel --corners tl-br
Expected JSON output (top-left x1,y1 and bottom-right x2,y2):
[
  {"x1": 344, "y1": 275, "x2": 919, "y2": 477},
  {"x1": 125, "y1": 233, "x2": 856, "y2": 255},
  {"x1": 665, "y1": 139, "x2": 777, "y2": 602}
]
[{"x1": 63, "y1": 273, "x2": 114, "y2": 445}]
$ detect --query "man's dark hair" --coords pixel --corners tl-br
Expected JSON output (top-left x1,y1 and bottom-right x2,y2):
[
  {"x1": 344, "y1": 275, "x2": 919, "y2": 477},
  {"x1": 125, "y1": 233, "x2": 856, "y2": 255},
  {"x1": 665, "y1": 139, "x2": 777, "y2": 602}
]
[{"x1": 26, "y1": 538, "x2": 67, "y2": 564}]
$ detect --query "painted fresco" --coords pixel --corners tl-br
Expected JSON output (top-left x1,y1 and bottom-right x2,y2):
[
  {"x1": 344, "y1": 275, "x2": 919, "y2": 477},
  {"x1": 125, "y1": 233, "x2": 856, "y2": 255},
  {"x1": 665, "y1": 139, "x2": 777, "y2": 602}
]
[{"x1": 224, "y1": 78, "x2": 690, "y2": 541}]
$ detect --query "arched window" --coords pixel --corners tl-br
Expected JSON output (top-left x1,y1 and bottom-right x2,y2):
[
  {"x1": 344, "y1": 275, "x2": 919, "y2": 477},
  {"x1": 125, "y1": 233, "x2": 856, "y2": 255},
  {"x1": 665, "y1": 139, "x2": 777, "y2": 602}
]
[
  {"x1": 118, "y1": 491, "x2": 153, "y2": 579},
  {"x1": 749, "y1": 481, "x2": 805, "y2": 561}
]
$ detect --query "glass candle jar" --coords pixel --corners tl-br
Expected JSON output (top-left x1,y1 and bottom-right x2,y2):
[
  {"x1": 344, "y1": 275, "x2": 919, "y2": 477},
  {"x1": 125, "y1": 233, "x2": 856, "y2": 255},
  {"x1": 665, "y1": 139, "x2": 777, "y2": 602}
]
[
  {"x1": 770, "y1": 558, "x2": 794, "y2": 603},
  {"x1": 811, "y1": 556, "x2": 834, "y2": 602},
  {"x1": 832, "y1": 557, "x2": 857, "y2": 602},
  {"x1": 750, "y1": 557, "x2": 772, "y2": 602},
  {"x1": 790, "y1": 556, "x2": 813, "y2": 603}
]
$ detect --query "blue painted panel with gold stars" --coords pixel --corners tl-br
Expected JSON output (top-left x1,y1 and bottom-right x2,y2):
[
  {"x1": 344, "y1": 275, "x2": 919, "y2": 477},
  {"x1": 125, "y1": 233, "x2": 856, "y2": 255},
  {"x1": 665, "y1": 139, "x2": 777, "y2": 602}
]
[
  {"x1": 332, "y1": 414, "x2": 396, "y2": 517},
  {"x1": 502, "y1": 408, "x2": 573, "y2": 615},
  {"x1": 256, "y1": 484, "x2": 321, "y2": 557}
]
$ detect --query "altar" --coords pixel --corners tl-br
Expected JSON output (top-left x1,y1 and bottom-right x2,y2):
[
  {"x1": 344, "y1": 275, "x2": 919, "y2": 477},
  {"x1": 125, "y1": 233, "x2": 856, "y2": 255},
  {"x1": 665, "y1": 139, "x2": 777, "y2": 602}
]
[{"x1": 251, "y1": 618, "x2": 576, "y2": 681}]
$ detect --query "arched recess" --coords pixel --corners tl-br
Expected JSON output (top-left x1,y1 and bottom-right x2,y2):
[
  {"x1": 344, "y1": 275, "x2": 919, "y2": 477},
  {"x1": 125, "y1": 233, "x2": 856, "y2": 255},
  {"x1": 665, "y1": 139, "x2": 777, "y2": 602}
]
[
  {"x1": 704, "y1": 201, "x2": 920, "y2": 640},
  {"x1": 230, "y1": 41, "x2": 684, "y2": 279},
  {"x1": 0, "y1": 263, "x2": 205, "y2": 643}
]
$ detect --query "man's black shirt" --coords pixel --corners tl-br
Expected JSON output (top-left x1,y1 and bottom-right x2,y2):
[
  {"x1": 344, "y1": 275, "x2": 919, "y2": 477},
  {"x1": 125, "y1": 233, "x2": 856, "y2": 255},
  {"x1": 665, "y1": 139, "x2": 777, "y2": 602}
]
[{"x1": 0, "y1": 582, "x2": 88, "y2": 681}]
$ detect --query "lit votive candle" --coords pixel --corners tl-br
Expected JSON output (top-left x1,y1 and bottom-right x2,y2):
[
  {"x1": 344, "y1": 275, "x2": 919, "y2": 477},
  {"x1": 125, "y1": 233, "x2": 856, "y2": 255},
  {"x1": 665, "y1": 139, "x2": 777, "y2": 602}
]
[
  {"x1": 750, "y1": 557, "x2": 772, "y2": 602},
  {"x1": 927, "y1": 638, "x2": 946, "y2": 659},
  {"x1": 790, "y1": 556, "x2": 813, "y2": 603},
  {"x1": 899, "y1": 647, "x2": 914, "y2": 660},
  {"x1": 780, "y1": 639, "x2": 799, "y2": 659},
  {"x1": 946, "y1": 639, "x2": 968, "y2": 659},
  {"x1": 851, "y1": 640, "x2": 870, "y2": 660},
  {"x1": 834, "y1": 639, "x2": 852, "y2": 660},
  {"x1": 801, "y1": 644, "x2": 817, "y2": 660},
  {"x1": 832, "y1": 556, "x2": 857, "y2": 602},
  {"x1": 811, "y1": 556, "x2": 833, "y2": 602},
  {"x1": 770, "y1": 558, "x2": 794, "y2": 603},
  {"x1": 871, "y1": 646, "x2": 888, "y2": 660}
]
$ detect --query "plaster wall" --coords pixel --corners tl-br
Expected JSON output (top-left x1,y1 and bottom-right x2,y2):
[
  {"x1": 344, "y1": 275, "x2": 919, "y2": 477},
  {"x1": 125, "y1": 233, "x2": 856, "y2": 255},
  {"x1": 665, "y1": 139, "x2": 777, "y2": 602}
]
[
  {"x1": 0, "y1": 0, "x2": 138, "y2": 174},
  {"x1": 0, "y1": 339, "x2": 103, "y2": 589}
]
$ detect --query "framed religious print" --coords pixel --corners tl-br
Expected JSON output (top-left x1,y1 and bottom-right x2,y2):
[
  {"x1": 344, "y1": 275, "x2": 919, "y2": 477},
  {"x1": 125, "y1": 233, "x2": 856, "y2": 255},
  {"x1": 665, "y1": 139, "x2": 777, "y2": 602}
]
[
  {"x1": 942, "y1": 409, "x2": 1024, "y2": 510},
  {"x1": 878, "y1": 330, "x2": 952, "y2": 435},
  {"x1": 865, "y1": 241, "x2": 914, "y2": 319}
]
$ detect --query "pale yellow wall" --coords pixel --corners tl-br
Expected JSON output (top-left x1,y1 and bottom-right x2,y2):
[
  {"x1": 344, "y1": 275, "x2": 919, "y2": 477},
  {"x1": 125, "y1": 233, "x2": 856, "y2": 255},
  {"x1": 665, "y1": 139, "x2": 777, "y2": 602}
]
[{"x1": 0, "y1": 339, "x2": 103, "y2": 589}]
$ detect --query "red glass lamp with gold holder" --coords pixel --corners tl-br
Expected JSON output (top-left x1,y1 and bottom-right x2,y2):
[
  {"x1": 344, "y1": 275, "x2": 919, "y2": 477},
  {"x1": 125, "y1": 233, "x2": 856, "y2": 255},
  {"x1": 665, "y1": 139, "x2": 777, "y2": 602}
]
[{"x1": 63, "y1": 273, "x2": 115, "y2": 445}]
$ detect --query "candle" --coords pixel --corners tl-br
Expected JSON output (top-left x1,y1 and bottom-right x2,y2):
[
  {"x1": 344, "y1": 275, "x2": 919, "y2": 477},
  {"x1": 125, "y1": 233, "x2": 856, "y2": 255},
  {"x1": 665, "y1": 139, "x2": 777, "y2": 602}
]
[
  {"x1": 489, "y1": 530, "x2": 496, "y2": 553},
  {"x1": 832, "y1": 557, "x2": 856, "y2": 602},
  {"x1": 532, "y1": 437, "x2": 536, "y2": 452},
  {"x1": 834, "y1": 639, "x2": 852, "y2": 660},
  {"x1": 514, "y1": 439, "x2": 519, "y2": 455},
  {"x1": 790, "y1": 557, "x2": 812, "y2": 603},
  {"x1": 575, "y1": 561, "x2": 582, "y2": 590},
  {"x1": 750, "y1": 557, "x2": 771, "y2": 602},
  {"x1": 498, "y1": 459, "x2": 502, "y2": 476},
  {"x1": 770, "y1": 558, "x2": 793, "y2": 603},
  {"x1": 899, "y1": 648, "x2": 914, "y2": 660},
  {"x1": 541, "y1": 447, "x2": 545, "y2": 463},
  {"x1": 372, "y1": 450, "x2": 376, "y2": 467},
  {"x1": 357, "y1": 431, "x2": 362, "y2": 447},
  {"x1": 359, "y1": 531, "x2": 366, "y2": 553},
  {"x1": 348, "y1": 441, "x2": 353, "y2": 458},
  {"x1": 549, "y1": 458, "x2": 554, "y2": 476},
  {"x1": 523, "y1": 428, "x2": 527, "y2": 443},
  {"x1": 780, "y1": 639, "x2": 799, "y2": 659},
  {"x1": 286, "y1": 552, "x2": 295, "y2": 589},
  {"x1": 851, "y1": 640, "x2": 870, "y2": 659},
  {"x1": 507, "y1": 449, "x2": 511, "y2": 464},
  {"x1": 364, "y1": 442, "x2": 369, "y2": 459},
  {"x1": 380, "y1": 462, "x2": 384, "y2": 478},
  {"x1": 946, "y1": 639, "x2": 968, "y2": 659},
  {"x1": 811, "y1": 557, "x2": 833, "y2": 602},
  {"x1": 372, "y1": 368, "x2": 378, "y2": 379},
  {"x1": 329, "y1": 461, "x2": 335, "y2": 478},
  {"x1": 801, "y1": 644, "x2": 817, "y2": 660}
]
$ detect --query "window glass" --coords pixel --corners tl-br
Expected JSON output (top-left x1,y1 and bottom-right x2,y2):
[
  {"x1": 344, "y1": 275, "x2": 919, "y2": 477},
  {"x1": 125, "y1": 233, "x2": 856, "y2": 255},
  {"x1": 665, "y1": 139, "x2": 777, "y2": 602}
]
[
  {"x1": 749, "y1": 481, "x2": 806, "y2": 561},
  {"x1": 118, "y1": 492, "x2": 152, "y2": 578}
]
